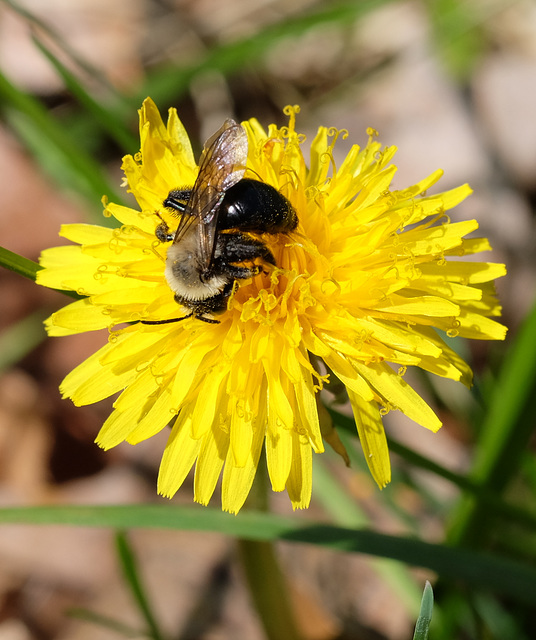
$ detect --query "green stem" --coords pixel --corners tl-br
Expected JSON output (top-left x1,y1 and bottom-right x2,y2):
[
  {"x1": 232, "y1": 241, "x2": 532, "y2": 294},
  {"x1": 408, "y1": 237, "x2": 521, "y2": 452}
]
[
  {"x1": 237, "y1": 539, "x2": 303, "y2": 640},
  {"x1": 237, "y1": 456, "x2": 303, "y2": 640}
]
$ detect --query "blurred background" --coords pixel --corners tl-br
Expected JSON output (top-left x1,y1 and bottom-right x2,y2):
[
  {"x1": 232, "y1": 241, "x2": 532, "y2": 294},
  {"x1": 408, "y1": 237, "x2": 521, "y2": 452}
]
[{"x1": 1, "y1": 0, "x2": 535, "y2": 638}]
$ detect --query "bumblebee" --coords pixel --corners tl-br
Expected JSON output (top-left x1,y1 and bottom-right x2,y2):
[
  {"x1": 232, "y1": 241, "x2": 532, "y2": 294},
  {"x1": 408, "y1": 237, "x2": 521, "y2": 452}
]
[{"x1": 143, "y1": 119, "x2": 298, "y2": 325}]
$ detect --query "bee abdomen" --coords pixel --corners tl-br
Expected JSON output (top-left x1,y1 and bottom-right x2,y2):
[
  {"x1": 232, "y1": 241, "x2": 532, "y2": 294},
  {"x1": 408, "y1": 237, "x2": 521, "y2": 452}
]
[{"x1": 219, "y1": 179, "x2": 297, "y2": 234}]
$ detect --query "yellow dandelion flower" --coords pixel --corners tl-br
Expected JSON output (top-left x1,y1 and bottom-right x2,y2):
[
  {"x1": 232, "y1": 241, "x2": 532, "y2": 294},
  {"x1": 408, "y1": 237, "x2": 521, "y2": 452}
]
[{"x1": 36, "y1": 98, "x2": 507, "y2": 514}]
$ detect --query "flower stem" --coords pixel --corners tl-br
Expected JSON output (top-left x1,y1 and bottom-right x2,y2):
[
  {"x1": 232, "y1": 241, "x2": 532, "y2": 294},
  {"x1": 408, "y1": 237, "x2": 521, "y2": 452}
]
[
  {"x1": 237, "y1": 538, "x2": 303, "y2": 640},
  {"x1": 237, "y1": 458, "x2": 303, "y2": 640}
]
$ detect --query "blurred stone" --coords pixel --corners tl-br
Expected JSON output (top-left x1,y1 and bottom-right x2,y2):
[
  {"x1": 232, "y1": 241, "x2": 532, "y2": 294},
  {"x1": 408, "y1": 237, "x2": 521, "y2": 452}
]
[
  {"x1": 55, "y1": 528, "x2": 236, "y2": 640},
  {"x1": 0, "y1": 370, "x2": 52, "y2": 498},
  {"x1": 485, "y1": 0, "x2": 536, "y2": 58},
  {"x1": 56, "y1": 465, "x2": 154, "y2": 504},
  {"x1": 473, "y1": 53, "x2": 536, "y2": 189},
  {"x1": 0, "y1": 620, "x2": 32, "y2": 640},
  {"x1": 0, "y1": 523, "x2": 115, "y2": 586},
  {"x1": 0, "y1": 0, "x2": 144, "y2": 93},
  {"x1": 310, "y1": 4, "x2": 491, "y2": 193},
  {"x1": 0, "y1": 128, "x2": 84, "y2": 259}
]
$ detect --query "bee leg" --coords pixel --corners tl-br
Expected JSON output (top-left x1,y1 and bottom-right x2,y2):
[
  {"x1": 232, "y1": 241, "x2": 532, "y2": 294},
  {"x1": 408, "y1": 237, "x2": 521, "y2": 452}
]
[
  {"x1": 195, "y1": 314, "x2": 221, "y2": 324},
  {"x1": 140, "y1": 313, "x2": 193, "y2": 325},
  {"x1": 155, "y1": 222, "x2": 174, "y2": 243},
  {"x1": 217, "y1": 232, "x2": 276, "y2": 268},
  {"x1": 226, "y1": 265, "x2": 261, "y2": 279}
]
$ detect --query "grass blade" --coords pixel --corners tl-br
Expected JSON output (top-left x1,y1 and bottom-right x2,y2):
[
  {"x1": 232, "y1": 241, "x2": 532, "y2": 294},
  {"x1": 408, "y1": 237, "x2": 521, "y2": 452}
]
[
  {"x1": 115, "y1": 531, "x2": 166, "y2": 640},
  {"x1": 0, "y1": 311, "x2": 47, "y2": 373},
  {"x1": 448, "y1": 297, "x2": 536, "y2": 546},
  {"x1": 0, "y1": 70, "x2": 124, "y2": 211},
  {"x1": 1, "y1": 504, "x2": 536, "y2": 604},
  {"x1": 0, "y1": 246, "x2": 41, "y2": 281},
  {"x1": 68, "y1": 607, "x2": 146, "y2": 638},
  {"x1": 31, "y1": 35, "x2": 138, "y2": 152},
  {"x1": 328, "y1": 408, "x2": 536, "y2": 532}
]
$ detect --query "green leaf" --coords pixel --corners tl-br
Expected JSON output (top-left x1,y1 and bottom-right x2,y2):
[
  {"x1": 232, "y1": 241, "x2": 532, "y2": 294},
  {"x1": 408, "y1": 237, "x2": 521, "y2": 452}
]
[
  {"x1": 413, "y1": 581, "x2": 434, "y2": 640},
  {"x1": 1, "y1": 504, "x2": 536, "y2": 604}
]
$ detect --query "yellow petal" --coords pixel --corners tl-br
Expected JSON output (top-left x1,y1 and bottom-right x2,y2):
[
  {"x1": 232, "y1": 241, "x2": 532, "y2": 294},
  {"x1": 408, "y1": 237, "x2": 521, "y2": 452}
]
[
  {"x1": 127, "y1": 386, "x2": 176, "y2": 444},
  {"x1": 61, "y1": 339, "x2": 138, "y2": 405},
  {"x1": 46, "y1": 298, "x2": 110, "y2": 335},
  {"x1": 96, "y1": 403, "x2": 143, "y2": 450},
  {"x1": 264, "y1": 359, "x2": 295, "y2": 431},
  {"x1": 353, "y1": 360, "x2": 442, "y2": 432},
  {"x1": 323, "y1": 351, "x2": 375, "y2": 401},
  {"x1": 105, "y1": 202, "x2": 155, "y2": 232},
  {"x1": 398, "y1": 219, "x2": 479, "y2": 257},
  {"x1": 415, "y1": 326, "x2": 473, "y2": 386},
  {"x1": 158, "y1": 411, "x2": 200, "y2": 498},
  {"x1": 191, "y1": 365, "x2": 229, "y2": 439},
  {"x1": 418, "y1": 261, "x2": 507, "y2": 285},
  {"x1": 59, "y1": 224, "x2": 114, "y2": 244},
  {"x1": 194, "y1": 424, "x2": 229, "y2": 506},
  {"x1": 229, "y1": 396, "x2": 254, "y2": 468},
  {"x1": 348, "y1": 390, "x2": 391, "y2": 488},
  {"x1": 294, "y1": 364, "x2": 323, "y2": 453},
  {"x1": 266, "y1": 409, "x2": 293, "y2": 491},
  {"x1": 222, "y1": 401, "x2": 266, "y2": 514},
  {"x1": 308, "y1": 127, "x2": 330, "y2": 187},
  {"x1": 455, "y1": 311, "x2": 508, "y2": 341},
  {"x1": 286, "y1": 431, "x2": 312, "y2": 510},
  {"x1": 374, "y1": 294, "x2": 460, "y2": 317}
]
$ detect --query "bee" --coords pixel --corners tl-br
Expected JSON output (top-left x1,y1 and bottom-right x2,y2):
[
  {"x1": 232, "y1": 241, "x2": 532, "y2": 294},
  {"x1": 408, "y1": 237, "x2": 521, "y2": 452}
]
[{"x1": 142, "y1": 119, "x2": 298, "y2": 325}]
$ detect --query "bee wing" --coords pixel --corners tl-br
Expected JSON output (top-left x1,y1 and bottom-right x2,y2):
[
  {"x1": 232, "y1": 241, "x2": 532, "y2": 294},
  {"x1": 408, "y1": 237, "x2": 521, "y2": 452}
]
[{"x1": 172, "y1": 119, "x2": 248, "y2": 268}]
